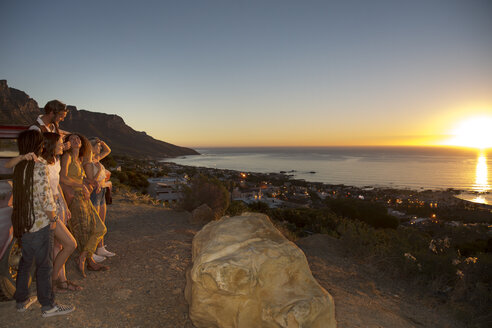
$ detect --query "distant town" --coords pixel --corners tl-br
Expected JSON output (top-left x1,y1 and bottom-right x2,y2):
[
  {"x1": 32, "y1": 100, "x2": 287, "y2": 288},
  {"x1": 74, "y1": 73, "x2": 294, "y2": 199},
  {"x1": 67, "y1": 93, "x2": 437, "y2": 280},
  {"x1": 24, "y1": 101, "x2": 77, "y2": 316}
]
[{"x1": 110, "y1": 156, "x2": 492, "y2": 231}]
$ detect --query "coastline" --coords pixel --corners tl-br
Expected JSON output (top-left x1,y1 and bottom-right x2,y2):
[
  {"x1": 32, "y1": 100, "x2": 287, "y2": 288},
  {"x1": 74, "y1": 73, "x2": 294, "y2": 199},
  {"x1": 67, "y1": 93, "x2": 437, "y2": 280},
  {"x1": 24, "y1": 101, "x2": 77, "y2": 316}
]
[
  {"x1": 161, "y1": 160, "x2": 492, "y2": 207},
  {"x1": 161, "y1": 146, "x2": 491, "y2": 195}
]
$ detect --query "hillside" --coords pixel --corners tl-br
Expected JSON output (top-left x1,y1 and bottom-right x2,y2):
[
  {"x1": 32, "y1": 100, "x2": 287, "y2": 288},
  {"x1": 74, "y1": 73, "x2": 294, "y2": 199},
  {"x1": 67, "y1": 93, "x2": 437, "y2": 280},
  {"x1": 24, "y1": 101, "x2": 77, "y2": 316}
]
[
  {"x1": 0, "y1": 80, "x2": 198, "y2": 158},
  {"x1": 0, "y1": 195, "x2": 464, "y2": 327},
  {"x1": 60, "y1": 106, "x2": 198, "y2": 158}
]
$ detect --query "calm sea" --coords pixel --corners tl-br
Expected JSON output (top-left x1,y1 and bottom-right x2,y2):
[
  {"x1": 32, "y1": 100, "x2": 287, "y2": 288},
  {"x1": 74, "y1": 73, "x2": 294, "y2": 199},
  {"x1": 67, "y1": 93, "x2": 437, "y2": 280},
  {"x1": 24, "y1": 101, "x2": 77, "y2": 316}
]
[{"x1": 163, "y1": 147, "x2": 491, "y2": 202}]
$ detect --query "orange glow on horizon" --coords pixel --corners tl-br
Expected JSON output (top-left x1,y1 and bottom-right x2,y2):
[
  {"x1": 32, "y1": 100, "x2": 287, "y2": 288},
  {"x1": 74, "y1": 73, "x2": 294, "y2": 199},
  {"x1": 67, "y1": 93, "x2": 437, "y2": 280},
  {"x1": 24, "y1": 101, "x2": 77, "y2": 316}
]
[{"x1": 153, "y1": 107, "x2": 492, "y2": 149}]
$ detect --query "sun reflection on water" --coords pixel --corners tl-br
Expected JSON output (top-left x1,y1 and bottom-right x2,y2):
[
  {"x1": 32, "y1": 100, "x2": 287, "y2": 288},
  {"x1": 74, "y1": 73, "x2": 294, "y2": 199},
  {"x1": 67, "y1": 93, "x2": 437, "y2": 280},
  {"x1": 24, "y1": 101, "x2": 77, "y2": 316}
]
[{"x1": 471, "y1": 153, "x2": 490, "y2": 203}]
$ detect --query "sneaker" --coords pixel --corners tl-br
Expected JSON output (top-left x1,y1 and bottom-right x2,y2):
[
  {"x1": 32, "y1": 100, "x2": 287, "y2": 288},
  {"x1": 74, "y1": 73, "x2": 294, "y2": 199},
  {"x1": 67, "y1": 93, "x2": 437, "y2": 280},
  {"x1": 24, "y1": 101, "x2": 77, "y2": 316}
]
[
  {"x1": 92, "y1": 253, "x2": 106, "y2": 263},
  {"x1": 16, "y1": 296, "x2": 37, "y2": 312},
  {"x1": 42, "y1": 303, "x2": 75, "y2": 318},
  {"x1": 96, "y1": 246, "x2": 116, "y2": 257}
]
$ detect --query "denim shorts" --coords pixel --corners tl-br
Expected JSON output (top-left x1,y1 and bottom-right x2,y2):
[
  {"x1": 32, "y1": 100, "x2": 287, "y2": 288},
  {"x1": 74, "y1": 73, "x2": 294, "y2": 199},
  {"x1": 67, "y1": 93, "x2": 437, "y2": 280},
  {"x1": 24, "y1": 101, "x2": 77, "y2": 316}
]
[
  {"x1": 54, "y1": 196, "x2": 69, "y2": 225},
  {"x1": 90, "y1": 188, "x2": 106, "y2": 207}
]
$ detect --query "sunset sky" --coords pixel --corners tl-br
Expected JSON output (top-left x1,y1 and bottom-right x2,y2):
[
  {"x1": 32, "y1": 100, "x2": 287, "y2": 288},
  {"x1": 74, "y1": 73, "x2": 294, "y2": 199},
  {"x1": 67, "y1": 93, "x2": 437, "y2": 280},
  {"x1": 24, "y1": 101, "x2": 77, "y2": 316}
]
[{"x1": 1, "y1": 0, "x2": 491, "y2": 148}]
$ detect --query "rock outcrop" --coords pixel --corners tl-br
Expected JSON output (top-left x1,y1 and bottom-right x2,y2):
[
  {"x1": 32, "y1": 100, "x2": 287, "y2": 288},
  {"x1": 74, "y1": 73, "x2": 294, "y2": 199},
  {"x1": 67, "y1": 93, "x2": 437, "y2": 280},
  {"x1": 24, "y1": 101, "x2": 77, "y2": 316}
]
[
  {"x1": 0, "y1": 80, "x2": 41, "y2": 125},
  {"x1": 185, "y1": 213, "x2": 336, "y2": 328}
]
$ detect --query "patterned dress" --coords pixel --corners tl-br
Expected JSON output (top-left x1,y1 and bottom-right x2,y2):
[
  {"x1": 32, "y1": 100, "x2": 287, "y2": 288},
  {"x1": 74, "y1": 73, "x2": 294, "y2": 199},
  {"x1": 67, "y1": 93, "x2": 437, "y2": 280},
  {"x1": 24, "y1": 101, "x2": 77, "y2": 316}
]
[{"x1": 66, "y1": 157, "x2": 106, "y2": 256}]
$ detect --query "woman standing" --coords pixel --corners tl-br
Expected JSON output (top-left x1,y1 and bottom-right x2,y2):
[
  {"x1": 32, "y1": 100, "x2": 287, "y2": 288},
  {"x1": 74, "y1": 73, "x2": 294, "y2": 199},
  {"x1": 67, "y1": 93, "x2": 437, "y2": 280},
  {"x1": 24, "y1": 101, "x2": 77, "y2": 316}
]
[
  {"x1": 41, "y1": 132, "x2": 82, "y2": 291},
  {"x1": 12, "y1": 129, "x2": 74, "y2": 317},
  {"x1": 86, "y1": 138, "x2": 115, "y2": 262},
  {"x1": 60, "y1": 134, "x2": 108, "y2": 277}
]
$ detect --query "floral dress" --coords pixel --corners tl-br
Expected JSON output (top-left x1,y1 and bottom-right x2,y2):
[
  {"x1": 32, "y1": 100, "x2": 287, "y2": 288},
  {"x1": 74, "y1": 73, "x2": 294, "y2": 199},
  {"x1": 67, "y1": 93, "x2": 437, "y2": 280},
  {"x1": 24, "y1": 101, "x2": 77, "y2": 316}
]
[
  {"x1": 29, "y1": 158, "x2": 57, "y2": 232},
  {"x1": 65, "y1": 157, "x2": 106, "y2": 256}
]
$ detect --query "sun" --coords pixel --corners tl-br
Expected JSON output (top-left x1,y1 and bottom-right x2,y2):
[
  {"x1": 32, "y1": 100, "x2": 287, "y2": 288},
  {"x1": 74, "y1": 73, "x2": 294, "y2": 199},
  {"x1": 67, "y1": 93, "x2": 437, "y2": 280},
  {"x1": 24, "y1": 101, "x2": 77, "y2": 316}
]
[{"x1": 444, "y1": 116, "x2": 492, "y2": 149}]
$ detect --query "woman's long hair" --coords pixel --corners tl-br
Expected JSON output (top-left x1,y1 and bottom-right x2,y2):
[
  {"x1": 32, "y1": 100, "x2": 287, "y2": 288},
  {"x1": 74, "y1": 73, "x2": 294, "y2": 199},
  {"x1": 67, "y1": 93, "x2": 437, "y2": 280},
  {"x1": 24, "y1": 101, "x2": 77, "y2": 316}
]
[
  {"x1": 41, "y1": 132, "x2": 61, "y2": 164},
  {"x1": 63, "y1": 133, "x2": 92, "y2": 161},
  {"x1": 11, "y1": 130, "x2": 44, "y2": 239},
  {"x1": 78, "y1": 133, "x2": 92, "y2": 163}
]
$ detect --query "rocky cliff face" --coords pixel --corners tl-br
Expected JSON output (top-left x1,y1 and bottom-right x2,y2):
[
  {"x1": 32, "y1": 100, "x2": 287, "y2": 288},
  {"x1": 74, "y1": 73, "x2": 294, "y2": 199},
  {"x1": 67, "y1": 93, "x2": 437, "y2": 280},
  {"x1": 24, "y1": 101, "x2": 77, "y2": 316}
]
[
  {"x1": 0, "y1": 80, "x2": 199, "y2": 158},
  {"x1": 0, "y1": 80, "x2": 41, "y2": 125}
]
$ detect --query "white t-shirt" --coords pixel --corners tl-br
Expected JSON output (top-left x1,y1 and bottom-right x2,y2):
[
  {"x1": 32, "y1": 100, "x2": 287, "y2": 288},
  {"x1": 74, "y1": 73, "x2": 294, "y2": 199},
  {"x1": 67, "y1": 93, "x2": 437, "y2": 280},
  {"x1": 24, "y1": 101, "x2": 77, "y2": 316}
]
[
  {"x1": 47, "y1": 158, "x2": 61, "y2": 198},
  {"x1": 29, "y1": 115, "x2": 55, "y2": 132}
]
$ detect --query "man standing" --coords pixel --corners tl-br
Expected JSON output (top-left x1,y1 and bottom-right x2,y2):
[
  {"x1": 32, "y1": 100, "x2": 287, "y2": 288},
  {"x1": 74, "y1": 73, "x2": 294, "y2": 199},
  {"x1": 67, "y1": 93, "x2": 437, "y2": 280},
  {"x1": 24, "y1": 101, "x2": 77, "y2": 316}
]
[
  {"x1": 30, "y1": 100, "x2": 70, "y2": 150},
  {"x1": 29, "y1": 100, "x2": 68, "y2": 134}
]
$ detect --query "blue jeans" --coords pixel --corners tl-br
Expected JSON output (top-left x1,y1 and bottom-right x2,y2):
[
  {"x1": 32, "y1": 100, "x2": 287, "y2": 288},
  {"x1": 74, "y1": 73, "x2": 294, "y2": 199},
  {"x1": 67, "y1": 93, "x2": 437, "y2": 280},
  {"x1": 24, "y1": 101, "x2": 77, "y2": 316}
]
[{"x1": 14, "y1": 225, "x2": 55, "y2": 310}]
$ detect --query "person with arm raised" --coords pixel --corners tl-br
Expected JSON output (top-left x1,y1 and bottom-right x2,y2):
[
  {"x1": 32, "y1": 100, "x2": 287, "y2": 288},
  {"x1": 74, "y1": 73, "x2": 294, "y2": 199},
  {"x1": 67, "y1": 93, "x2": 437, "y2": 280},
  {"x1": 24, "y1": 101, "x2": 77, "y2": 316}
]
[
  {"x1": 60, "y1": 134, "x2": 108, "y2": 278},
  {"x1": 86, "y1": 138, "x2": 115, "y2": 262}
]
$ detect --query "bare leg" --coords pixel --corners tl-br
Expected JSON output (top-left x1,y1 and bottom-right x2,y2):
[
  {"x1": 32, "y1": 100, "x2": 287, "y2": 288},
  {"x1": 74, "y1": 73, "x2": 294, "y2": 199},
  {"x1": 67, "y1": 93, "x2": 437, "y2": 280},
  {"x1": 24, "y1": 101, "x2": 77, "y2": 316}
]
[
  {"x1": 93, "y1": 204, "x2": 103, "y2": 248},
  {"x1": 53, "y1": 244, "x2": 67, "y2": 282},
  {"x1": 52, "y1": 221, "x2": 76, "y2": 282},
  {"x1": 77, "y1": 251, "x2": 88, "y2": 278},
  {"x1": 97, "y1": 203, "x2": 107, "y2": 248}
]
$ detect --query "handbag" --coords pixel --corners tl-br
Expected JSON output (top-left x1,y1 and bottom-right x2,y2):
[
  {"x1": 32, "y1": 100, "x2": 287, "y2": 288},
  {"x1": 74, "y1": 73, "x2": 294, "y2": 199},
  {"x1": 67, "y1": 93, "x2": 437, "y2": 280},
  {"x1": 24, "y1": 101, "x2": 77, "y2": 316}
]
[{"x1": 105, "y1": 186, "x2": 112, "y2": 205}]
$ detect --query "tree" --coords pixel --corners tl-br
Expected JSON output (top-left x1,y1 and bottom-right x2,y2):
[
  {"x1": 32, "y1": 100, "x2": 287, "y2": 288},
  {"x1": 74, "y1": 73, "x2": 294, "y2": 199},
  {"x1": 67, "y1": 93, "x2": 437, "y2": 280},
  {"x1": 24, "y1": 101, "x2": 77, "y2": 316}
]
[
  {"x1": 326, "y1": 198, "x2": 399, "y2": 229},
  {"x1": 181, "y1": 174, "x2": 230, "y2": 219},
  {"x1": 101, "y1": 154, "x2": 117, "y2": 168},
  {"x1": 248, "y1": 201, "x2": 270, "y2": 214}
]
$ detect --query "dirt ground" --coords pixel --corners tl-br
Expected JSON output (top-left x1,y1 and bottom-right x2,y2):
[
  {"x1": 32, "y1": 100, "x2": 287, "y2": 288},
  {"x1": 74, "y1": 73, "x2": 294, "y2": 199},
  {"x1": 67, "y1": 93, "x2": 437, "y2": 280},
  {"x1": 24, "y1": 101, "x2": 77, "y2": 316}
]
[
  {"x1": 297, "y1": 234, "x2": 464, "y2": 328},
  {"x1": 0, "y1": 196, "x2": 464, "y2": 327}
]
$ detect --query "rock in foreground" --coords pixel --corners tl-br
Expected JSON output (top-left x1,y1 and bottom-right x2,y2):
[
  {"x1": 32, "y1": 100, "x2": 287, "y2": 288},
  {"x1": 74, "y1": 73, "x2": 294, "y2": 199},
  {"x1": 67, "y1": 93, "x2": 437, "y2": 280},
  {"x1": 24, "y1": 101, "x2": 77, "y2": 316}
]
[{"x1": 185, "y1": 213, "x2": 336, "y2": 328}]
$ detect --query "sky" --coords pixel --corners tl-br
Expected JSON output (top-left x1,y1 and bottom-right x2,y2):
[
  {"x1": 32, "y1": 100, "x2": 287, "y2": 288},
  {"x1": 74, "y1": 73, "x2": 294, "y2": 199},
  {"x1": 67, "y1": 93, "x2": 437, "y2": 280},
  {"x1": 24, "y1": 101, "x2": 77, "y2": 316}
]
[{"x1": 1, "y1": 0, "x2": 491, "y2": 148}]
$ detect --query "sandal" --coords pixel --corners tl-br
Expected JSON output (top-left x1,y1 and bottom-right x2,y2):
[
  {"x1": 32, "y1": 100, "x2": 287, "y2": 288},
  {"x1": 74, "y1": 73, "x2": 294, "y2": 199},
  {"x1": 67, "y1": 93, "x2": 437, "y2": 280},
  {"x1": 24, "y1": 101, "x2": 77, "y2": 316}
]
[
  {"x1": 87, "y1": 263, "x2": 109, "y2": 272},
  {"x1": 55, "y1": 279, "x2": 83, "y2": 292}
]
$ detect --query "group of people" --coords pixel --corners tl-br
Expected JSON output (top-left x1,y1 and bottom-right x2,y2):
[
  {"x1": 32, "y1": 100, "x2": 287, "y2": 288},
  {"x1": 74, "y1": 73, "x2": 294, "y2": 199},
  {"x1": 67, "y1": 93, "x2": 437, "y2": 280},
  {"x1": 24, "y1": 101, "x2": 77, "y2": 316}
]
[{"x1": 7, "y1": 100, "x2": 115, "y2": 317}]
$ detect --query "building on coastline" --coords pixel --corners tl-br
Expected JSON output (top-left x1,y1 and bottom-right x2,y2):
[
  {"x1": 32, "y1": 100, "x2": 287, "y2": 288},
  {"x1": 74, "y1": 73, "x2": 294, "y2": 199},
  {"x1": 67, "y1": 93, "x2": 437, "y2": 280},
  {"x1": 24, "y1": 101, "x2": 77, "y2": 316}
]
[
  {"x1": 148, "y1": 174, "x2": 188, "y2": 205},
  {"x1": 232, "y1": 187, "x2": 285, "y2": 208}
]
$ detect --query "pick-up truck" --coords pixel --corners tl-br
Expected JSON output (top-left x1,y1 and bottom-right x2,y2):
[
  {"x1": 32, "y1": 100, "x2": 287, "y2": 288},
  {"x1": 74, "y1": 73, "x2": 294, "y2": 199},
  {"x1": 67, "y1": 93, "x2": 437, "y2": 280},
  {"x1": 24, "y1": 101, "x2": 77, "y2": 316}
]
[{"x1": 0, "y1": 125, "x2": 28, "y2": 300}]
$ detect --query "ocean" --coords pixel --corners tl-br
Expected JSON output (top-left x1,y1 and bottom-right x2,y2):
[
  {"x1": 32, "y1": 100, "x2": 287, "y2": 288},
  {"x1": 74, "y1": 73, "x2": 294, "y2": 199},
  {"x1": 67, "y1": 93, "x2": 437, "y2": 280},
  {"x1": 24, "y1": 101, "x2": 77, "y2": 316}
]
[{"x1": 162, "y1": 147, "x2": 492, "y2": 203}]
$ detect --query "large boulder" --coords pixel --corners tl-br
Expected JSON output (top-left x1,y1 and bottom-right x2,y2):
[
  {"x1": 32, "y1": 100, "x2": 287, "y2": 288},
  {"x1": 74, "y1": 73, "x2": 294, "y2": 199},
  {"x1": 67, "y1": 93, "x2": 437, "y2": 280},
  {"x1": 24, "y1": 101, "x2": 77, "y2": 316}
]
[{"x1": 185, "y1": 213, "x2": 336, "y2": 328}]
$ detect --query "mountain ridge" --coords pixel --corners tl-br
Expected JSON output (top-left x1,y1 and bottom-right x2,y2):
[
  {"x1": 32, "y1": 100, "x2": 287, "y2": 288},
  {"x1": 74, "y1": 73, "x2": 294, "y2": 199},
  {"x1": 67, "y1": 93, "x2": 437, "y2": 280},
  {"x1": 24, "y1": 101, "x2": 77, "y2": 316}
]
[{"x1": 0, "y1": 80, "x2": 199, "y2": 158}]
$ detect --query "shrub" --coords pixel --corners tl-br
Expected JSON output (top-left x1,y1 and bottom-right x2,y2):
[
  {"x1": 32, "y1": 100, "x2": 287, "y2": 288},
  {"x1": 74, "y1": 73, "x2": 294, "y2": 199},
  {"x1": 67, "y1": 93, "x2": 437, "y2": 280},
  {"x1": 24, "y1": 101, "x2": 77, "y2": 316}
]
[
  {"x1": 226, "y1": 200, "x2": 248, "y2": 216},
  {"x1": 110, "y1": 169, "x2": 149, "y2": 190},
  {"x1": 245, "y1": 199, "x2": 490, "y2": 325},
  {"x1": 326, "y1": 198, "x2": 399, "y2": 229},
  {"x1": 248, "y1": 201, "x2": 270, "y2": 214},
  {"x1": 100, "y1": 154, "x2": 117, "y2": 168},
  {"x1": 267, "y1": 208, "x2": 338, "y2": 237},
  {"x1": 180, "y1": 174, "x2": 230, "y2": 219}
]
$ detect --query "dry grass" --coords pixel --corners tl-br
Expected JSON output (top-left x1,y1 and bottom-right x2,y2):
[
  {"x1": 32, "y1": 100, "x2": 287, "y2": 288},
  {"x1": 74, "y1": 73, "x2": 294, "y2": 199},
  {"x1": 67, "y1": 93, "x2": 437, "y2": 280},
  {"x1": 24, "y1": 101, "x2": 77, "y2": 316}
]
[{"x1": 118, "y1": 190, "x2": 162, "y2": 206}]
